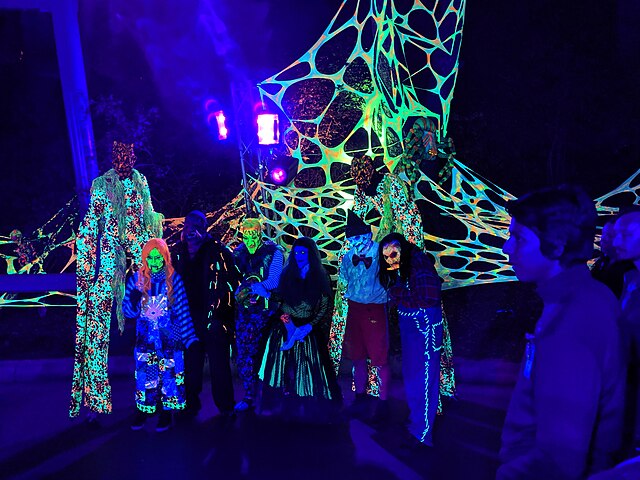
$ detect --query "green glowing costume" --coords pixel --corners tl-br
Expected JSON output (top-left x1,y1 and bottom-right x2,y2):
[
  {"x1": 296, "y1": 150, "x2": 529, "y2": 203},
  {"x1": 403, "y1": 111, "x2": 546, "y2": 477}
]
[{"x1": 70, "y1": 148, "x2": 163, "y2": 417}]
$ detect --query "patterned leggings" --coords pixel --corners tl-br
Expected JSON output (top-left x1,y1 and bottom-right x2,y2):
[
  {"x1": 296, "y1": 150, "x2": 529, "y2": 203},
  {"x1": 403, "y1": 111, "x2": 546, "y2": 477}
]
[
  {"x1": 235, "y1": 311, "x2": 270, "y2": 399},
  {"x1": 135, "y1": 351, "x2": 186, "y2": 413},
  {"x1": 70, "y1": 277, "x2": 113, "y2": 417}
]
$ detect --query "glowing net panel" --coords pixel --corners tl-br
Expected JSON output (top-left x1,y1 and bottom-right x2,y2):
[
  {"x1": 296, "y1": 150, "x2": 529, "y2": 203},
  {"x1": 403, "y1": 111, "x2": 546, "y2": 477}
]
[{"x1": 3, "y1": 0, "x2": 640, "y2": 309}]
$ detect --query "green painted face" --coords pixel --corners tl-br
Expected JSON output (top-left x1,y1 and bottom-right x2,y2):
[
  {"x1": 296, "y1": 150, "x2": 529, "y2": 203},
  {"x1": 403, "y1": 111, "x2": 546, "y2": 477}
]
[
  {"x1": 242, "y1": 228, "x2": 263, "y2": 255},
  {"x1": 146, "y1": 248, "x2": 165, "y2": 273}
]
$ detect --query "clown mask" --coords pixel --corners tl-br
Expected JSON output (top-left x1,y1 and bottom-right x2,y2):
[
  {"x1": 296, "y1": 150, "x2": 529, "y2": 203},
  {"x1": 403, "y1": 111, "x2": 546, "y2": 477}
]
[
  {"x1": 242, "y1": 227, "x2": 263, "y2": 255},
  {"x1": 382, "y1": 241, "x2": 401, "y2": 270},
  {"x1": 9, "y1": 229, "x2": 23, "y2": 244},
  {"x1": 112, "y1": 141, "x2": 137, "y2": 180},
  {"x1": 349, "y1": 233, "x2": 373, "y2": 254}
]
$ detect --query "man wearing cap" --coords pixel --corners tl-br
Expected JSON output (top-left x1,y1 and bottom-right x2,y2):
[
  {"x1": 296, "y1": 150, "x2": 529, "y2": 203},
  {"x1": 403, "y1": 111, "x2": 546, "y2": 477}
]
[{"x1": 172, "y1": 210, "x2": 240, "y2": 419}]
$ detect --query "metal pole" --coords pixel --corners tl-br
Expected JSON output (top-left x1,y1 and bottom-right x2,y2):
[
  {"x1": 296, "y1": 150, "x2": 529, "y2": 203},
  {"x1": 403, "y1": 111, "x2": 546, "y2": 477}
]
[
  {"x1": 0, "y1": 0, "x2": 100, "y2": 212},
  {"x1": 50, "y1": 0, "x2": 99, "y2": 212},
  {"x1": 236, "y1": 131, "x2": 251, "y2": 214},
  {"x1": 230, "y1": 80, "x2": 254, "y2": 215}
]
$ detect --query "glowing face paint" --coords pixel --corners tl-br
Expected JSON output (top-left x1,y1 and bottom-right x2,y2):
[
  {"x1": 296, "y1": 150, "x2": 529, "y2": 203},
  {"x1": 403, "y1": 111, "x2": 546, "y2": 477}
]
[
  {"x1": 382, "y1": 241, "x2": 401, "y2": 270},
  {"x1": 242, "y1": 228, "x2": 263, "y2": 254},
  {"x1": 146, "y1": 248, "x2": 165, "y2": 273},
  {"x1": 293, "y1": 246, "x2": 310, "y2": 271}
]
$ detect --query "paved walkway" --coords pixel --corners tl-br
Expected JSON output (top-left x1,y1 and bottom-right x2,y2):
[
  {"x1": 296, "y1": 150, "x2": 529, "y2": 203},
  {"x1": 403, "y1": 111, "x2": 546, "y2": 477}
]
[{"x1": 1, "y1": 357, "x2": 517, "y2": 480}]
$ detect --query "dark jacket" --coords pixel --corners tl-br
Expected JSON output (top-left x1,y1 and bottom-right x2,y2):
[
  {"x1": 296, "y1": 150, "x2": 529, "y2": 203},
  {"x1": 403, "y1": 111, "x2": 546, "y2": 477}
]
[
  {"x1": 591, "y1": 256, "x2": 633, "y2": 299},
  {"x1": 172, "y1": 237, "x2": 239, "y2": 338},
  {"x1": 498, "y1": 265, "x2": 625, "y2": 480}
]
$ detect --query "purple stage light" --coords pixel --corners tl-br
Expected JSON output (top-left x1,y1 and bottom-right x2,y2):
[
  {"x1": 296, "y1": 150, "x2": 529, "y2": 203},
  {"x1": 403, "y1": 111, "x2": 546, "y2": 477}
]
[
  {"x1": 214, "y1": 111, "x2": 228, "y2": 140},
  {"x1": 257, "y1": 113, "x2": 279, "y2": 145},
  {"x1": 270, "y1": 167, "x2": 287, "y2": 184},
  {"x1": 266, "y1": 155, "x2": 299, "y2": 186},
  {"x1": 204, "y1": 99, "x2": 228, "y2": 140}
]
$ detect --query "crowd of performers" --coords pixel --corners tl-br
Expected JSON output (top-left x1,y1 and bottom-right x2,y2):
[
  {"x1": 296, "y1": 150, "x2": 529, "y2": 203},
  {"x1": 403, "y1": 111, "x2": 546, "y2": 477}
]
[
  {"x1": 68, "y1": 142, "x2": 640, "y2": 477},
  {"x1": 69, "y1": 142, "x2": 454, "y2": 449}
]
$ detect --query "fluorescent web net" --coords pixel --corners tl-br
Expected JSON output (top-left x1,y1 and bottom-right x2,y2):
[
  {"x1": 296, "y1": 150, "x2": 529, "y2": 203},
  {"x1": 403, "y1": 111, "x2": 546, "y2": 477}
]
[
  {"x1": 235, "y1": 0, "x2": 640, "y2": 287},
  {"x1": 250, "y1": 0, "x2": 520, "y2": 287},
  {"x1": 0, "y1": 198, "x2": 78, "y2": 307},
  {"x1": 595, "y1": 169, "x2": 640, "y2": 215},
  {"x1": 2, "y1": 0, "x2": 640, "y2": 308}
]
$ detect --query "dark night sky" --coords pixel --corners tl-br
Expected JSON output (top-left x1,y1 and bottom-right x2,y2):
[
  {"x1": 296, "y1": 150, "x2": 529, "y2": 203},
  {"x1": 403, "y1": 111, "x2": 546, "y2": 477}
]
[
  {"x1": 452, "y1": 0, "x2": 640, "y2": 198},
  {"x1": 1, "y1": 0, "x2": 639, "y2": 234}
]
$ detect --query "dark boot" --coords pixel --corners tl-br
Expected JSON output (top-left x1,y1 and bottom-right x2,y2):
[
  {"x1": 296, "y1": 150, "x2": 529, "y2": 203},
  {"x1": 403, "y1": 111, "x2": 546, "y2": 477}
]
[
  {"x1": 156, "y1": 410, "x2": 172, "y2": 432},
  {"x1": 234, "y1": 397, "x2": 254, "y2": 412},
  {"x1": 131, "y1": 410, "x2": 147, "y2": 431},
  {"x1": 370, "y1": 399, "x2": 391, "y2": 425},
  {"x1": 346, "y1": 393, "x2": 369, "y2": 419}
]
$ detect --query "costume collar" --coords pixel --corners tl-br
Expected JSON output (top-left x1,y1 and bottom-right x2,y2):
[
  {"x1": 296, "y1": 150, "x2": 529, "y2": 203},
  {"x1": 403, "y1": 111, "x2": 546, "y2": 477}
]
[{"x1": 151, "y1": 270, "x2": 166, "y2": 283}]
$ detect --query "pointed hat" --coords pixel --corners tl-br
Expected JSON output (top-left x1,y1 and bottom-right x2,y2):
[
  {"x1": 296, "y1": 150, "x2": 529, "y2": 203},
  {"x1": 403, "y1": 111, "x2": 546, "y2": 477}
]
[{"x1": 345, "y1": 210, "x2": 371, "y2": 238}]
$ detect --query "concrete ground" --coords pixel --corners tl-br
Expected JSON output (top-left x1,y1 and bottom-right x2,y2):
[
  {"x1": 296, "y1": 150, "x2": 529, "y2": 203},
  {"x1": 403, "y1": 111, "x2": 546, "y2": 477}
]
[{"x1": 1, "y1": 356, "x2": 517, "y2": 480}]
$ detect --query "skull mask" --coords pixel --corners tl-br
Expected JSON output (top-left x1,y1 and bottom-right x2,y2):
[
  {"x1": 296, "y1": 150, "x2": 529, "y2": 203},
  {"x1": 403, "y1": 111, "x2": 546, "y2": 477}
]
[{"x1": 382, "y1": 240, "x2": 401, "y2": 271}]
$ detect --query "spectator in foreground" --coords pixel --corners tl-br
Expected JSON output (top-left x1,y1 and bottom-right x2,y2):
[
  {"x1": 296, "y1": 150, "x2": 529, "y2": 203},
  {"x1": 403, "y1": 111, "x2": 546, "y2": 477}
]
[{"x1": 497, "y1": 185, "x2": 625, "y2": 479}]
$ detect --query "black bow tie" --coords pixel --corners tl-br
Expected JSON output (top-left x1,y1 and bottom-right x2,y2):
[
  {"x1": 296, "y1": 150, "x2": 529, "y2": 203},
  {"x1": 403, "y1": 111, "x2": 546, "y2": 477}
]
[{"x1": 352, "y1": 254, "x2": 373, "y2": 269}]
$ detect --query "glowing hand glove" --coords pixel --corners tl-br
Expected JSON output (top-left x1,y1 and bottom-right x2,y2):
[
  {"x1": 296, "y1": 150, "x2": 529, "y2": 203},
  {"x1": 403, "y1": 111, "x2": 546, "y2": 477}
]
[
  {"x1": 250, "y1": 283, "x2": 269, "y2": 298},
  {"x1": 297, "y1": 323, "x2": 312, "y2": 340}
]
